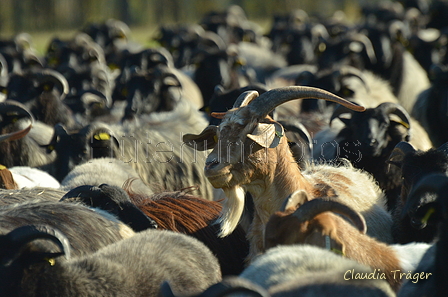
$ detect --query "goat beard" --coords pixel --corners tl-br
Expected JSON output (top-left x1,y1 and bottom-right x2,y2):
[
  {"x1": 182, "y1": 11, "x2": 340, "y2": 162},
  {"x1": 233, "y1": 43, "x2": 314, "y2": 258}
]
[{"x1": 216, "y1": 185, "x2": 245, "y2": 238}]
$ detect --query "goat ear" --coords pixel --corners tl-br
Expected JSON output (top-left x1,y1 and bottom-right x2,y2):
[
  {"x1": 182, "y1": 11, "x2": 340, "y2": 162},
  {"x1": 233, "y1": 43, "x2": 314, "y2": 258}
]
[
  {"x1": 183, "y1": 125, "x2": 218, "y2": 151},
  {"x1": 280, "y1": 190, "x2": 309, "y2": 212},
  {"x1": 247, "y1": 122, "x2": 284, "y2": 148}
]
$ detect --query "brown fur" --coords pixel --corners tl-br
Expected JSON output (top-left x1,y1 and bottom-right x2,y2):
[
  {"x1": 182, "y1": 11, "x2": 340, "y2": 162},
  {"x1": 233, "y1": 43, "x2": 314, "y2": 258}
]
[
  {"x1": 124, "y1": 186, "x2": 250, "y2": 276},
  {"x1": 0, "y1": 166, "x2": 18, "y2": 189},
  {"x1": 265, "y1": 210, "x2": 402, "y2": 292}
]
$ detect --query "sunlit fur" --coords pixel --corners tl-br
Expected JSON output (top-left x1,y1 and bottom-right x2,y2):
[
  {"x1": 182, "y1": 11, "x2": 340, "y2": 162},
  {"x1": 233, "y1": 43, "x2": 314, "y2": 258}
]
[{"x1": 200, "y1": 103, "x2": 392, "y2": 262}]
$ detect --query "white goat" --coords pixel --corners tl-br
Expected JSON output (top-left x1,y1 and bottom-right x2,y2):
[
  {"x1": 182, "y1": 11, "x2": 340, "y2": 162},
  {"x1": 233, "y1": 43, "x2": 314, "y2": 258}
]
[{"x1": 184, "y1": 86, "x2": 393, "y2": 261}]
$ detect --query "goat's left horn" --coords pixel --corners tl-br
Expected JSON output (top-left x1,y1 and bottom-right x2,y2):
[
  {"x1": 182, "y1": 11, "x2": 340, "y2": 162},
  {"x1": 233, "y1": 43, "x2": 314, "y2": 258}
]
[
  {"x1": 292, "y1": 198, "x2": 367, "y2": 233},
  {"x1": 378, "y1": 102, "x2": 411, "y2": 129},
  {"x1": 248, "y1": 86, "x2": 366, "y2": 120}
]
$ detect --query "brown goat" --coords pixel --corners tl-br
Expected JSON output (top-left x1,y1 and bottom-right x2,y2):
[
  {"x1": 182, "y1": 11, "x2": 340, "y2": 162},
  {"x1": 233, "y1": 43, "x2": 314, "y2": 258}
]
[
  {"x1": 265, "y1": 190, "x2": 402, "y2": 292},
  {"x1": 125, "y1": 185, "x2": 250, "y2": 276},
  {"x1": 184, "y1": 86, "x2": 392, "y2": 261}
]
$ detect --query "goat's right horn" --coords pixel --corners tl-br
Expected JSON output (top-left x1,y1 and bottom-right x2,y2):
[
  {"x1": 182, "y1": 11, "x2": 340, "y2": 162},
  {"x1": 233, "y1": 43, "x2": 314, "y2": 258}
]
[
  {"x1": 247, "y1": 86, "x2": 366, "y2": 120},
  {"x1": 292, "y1": 198, "x2": 367, "y2": 233}
]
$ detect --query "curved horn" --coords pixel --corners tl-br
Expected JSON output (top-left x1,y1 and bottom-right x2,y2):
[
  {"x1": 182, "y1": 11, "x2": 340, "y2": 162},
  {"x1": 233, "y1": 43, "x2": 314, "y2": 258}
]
[
  {"x1": 32, "y1": 69, "x2": 70, "y2": 101},
  {"x1": 329, "y1": 104, "x2": 355, "y2": 127},
  {"x1": 292, "y1": 198, "x2": 367, "y2": 233},
  {"x1": 232, "y1": 90, "x2": 260, "y2": 108},
  {"x1": 387, "y1": 141, "x2": 416, "y2": 167},
  {"x1": 1, "y1": 224, "x2": 71, "y2": 263},
  {"x1": 378, "y1": 102, "x2": 411, "y2": 129},
  {"x1": 335, "y1": 66, "x2": 370, "y2": 93},
  {"x1": 350, "y1": 33, "x2": 377, "y2": 65},
  {"x1": 0, "y1": 101, "x2": 34, "y2": 142},
  {"x1": 247, "y1": 86, "x2": 366, "y2": 120}
]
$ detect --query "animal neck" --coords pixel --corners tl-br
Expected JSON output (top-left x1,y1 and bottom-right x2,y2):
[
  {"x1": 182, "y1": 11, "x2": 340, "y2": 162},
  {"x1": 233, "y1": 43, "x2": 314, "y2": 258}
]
[{"x1": 246, "y1": 143, "x2": 312, "y2": 223}]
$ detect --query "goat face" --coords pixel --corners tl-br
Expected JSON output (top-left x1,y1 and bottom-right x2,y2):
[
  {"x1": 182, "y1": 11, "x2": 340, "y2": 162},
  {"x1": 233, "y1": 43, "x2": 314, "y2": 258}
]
[{"x1": 204, "y1": 108, "x2": 285, "y2": 189}]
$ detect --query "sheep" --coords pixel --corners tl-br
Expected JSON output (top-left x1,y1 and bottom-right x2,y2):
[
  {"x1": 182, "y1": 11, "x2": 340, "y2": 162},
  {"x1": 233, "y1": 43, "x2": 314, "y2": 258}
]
[
  {"x1": 0, "y1": 225, "x2": 222, "y2": 297},
  {"x1": 183, "y1": 86, "x2": 393, "y2": 261},
  {"x1": 45, "y1": 117, "x2": 216, "y2": 200},
  {"x1": 264, "y1": 191, "x2": 430, "y2": 292},
  {"x1": 159, "y1": 276, "x2": 271, "y2": 297},
  {"x1": 0, "y1": 100, "x2": 56, "y2": 169},
  {"x1": 239, "y1": 244, "x2": 395, "y2": 296},
  {"x1": 7, "y1": 166, "x2": 61, "y2": 189},
  {"x1": 0, "y1": 200, "x2": 135, "y2": 257},
  {"x1": 60, "y1": 183, "x2": 158, "y2": 232},
  {"x1": 411, "y1": 63, "x2": 448, "y2": 147},
  {"x1": 387, "y1": 141, "x2": 448, "y2": 243},
  {"x1": 6, "y1": 68, "x2": 74, "y2": 128},
  {"x1": 313, "y1": 101, "x2": 433, "y2": 211},
  {"x1": 60, "y1": 157, "x2": 153, "y2": 196},
  {"x1": 395, "y1": 173, "x2": 448, "y2": 297},
  {"x1": 0, "y1": 187, "x2": 66, "y2": 206},
  {"x1": 126, "y1": 186, "x2": 250, "y2": 276}
]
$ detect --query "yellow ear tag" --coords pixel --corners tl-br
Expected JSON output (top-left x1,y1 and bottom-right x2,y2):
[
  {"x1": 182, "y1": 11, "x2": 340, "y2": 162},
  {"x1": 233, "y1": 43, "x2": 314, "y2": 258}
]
[
  {"x1": 275, "y1": 131, "x2": 284, "y2": 138},
  {"x1": 47, "y1": 145, "x2": 54, "y2": 151},
  {"x1": 11, "y1": 118, "x2": 18, "y2": 123},
  {"x1": 213, "y1": 135, "x2": 218, "y2": 143},
  {"x1": 94, "y1": 133, "x2": 111, "y2": 141},
  {"x1": 331, "y1": 248, "x2": 345, "y2": 256},
  {"x1": 0, "y1": 165, "x2": 6, "y2": 170},
  {"x1": 421, "y1": 207, "x2": 435, "y2": 225},
  {"x1": 44, "y1": 258, "x2": 56, "y2": 266}
]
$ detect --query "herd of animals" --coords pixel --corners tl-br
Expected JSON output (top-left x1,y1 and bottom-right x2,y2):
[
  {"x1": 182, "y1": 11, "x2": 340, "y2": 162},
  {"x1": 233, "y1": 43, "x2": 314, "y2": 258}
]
[{"x1": 1, "y1": 0, "x2": 448, "y2": 296}]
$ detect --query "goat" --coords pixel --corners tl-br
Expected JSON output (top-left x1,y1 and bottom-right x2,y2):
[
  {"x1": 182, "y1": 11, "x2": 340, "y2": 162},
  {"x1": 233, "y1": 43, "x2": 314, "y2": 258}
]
[
  {"x1": 313, "y1": 101, "x2": 432, "y2": 211},
  {"x1": 239, "y1": 244, "x2": 395, "y2": 296},
  {"x1": 0, "y1": 226, "x2": 221, "y2": 297},
  {"x1": 0, "y1": 200, "x2": 135, "y2": 257},
  {"x1": 183, "y1": 86, "x2": 393, "y2": 261},
  {"x1": 126, "y1": 187, "x2": 250, "y2": 276},
  {"x1": 264, "y1": 191, "x2": 429, "y2": 292},
  {"x1": 387, "y1": 141, "x2": 448, "y2": 243}
]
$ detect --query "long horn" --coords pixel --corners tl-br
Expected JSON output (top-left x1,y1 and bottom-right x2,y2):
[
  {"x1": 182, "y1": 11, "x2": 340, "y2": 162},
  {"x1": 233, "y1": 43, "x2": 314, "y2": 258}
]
[
  {"x1": 329, "y1": 104, "x2": 356, "y2": 127},
  {"x1": 0, "y1": 101, "x2": 34, "y2": 142},
  {"x1": 32, "y1": 69, "x2": 70, "y2": 101},
  {"x1": 248, "y1": 86, "x2": 366, "y2": 120},
  {"x1": 336, "y1": 66, "x2": 370, "y2": 92},
  {"x1": 378, "y1": 102, "x2": 411, "y2": 129},
  {"x1": 1, "y1": 225, "x2": 71, "y2": 264},
  {"x1": 292, "y1": 198, "x2": 367, "y2": 233}
]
